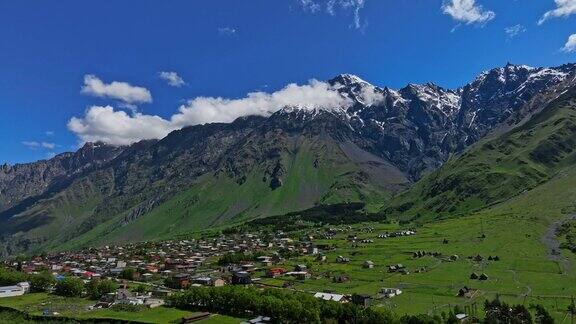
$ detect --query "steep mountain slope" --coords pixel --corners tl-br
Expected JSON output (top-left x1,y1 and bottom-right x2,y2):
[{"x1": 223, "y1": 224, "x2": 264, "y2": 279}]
[
  {"x1": 384, "y1": 83, "x2": 576, "y2": 221},
  {"x1": 1, "y1": 63, "x2": 575, "y2": 257},
  {"x1": 0, "y1": 143, "x2": 124, "y2": 213},
  {"x1": 331, "y1": 63, "x2": 576, "y2": 179},
  {"x1": 0, "y1": 111, "x2": 408, "y2": 256}
]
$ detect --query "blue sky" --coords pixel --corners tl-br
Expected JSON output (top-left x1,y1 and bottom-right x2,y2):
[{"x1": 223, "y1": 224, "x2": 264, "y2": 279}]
[{"x1": 1, "y1": 0, "x2": 575, "y2": 164}]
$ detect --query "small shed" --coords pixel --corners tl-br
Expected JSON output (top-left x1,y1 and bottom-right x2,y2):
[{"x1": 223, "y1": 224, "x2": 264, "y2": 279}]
[{"x1": 363, "y1": 261, "x2": 374, "y2": 269}]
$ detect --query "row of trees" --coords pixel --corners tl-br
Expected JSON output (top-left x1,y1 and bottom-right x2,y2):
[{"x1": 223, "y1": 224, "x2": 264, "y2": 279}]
[
  {"x1": 484, "y1": 299, "x2": 557, "y2": 324},
  {"x1": 168, "y1": 286, "x2": 396, "y2": 323},
  {"x1": 168, "y1": 285, "x2": 564, "y2": 324},
  {"x1": 217, "y1": 252, "x2": 264, "y2": 266},
  {"x1": 53, "y1": 277, "x2": 118, "y2": 299},
  {"x1": 0, "y1": 267, "x2": 117, "y2": 300},
  {"x1": 0, "y1": 268, "x2": 55, "y2": 293},
  {"x1": 240, "y1": 203, "x2": 386, "y2": 232}
]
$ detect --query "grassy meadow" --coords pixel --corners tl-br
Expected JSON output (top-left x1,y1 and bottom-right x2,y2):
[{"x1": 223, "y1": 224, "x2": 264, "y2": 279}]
[
  {"x1": 259, "y1": 164, "x2": 576, "y2": 321},
  {"x1": 0, "y1": 293, "x2": 242, "y2": 323}
]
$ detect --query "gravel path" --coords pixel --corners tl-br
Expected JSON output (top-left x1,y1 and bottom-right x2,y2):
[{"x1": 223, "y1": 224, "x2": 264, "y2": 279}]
[{"x1": 542, "y1": 214, "x2": 576, "y2": 274}]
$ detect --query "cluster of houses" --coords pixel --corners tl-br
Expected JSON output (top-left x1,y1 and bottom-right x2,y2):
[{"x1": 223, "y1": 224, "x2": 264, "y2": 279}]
[
  {"x1": 378, "y1": 230, "x2": 416, "y2": 239},
  {"x1": 311, "y1": 286, "x2": 404, "y2": 307},
  {"x1": 94, "y1": 288, "x2": 166, "y2": 309},
  {"x1": 1, "y1": 224, "x2": 430, "y2": 317},
  {"x1": 469, "y1": 273, "x2": 489, "y2": 281},
  {"x1": 388, "y1": 263, "x2": 407, "y2": 274},
  {"x1": 412, "y1": 251, "x2": 441, "y2": 258},
  {"x1": 2, "y1": 230, "x2": 326, "y2": 296}
]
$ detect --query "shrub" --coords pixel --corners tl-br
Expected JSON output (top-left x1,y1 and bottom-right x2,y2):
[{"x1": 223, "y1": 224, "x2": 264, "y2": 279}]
[
  {"x1": 168, "y1": 286, "x2": 395, "y2": 324},
  {"x1": 110, "y1": 304, "x2": 146, "y2": 312},
  {"x1": 54, "y1": 277, "x2": 84, "y2": 297},
  {"x1": 133, "y1": 284, "x2": 150, "y2": 295},
  {"x1": 0, "y1": 268, "x2": 27, "y2": 286},
  {"x1": 86, "y1": 279, "x2": 118, "y2": 300},
  {"x1": 29, "y1": 272, "x2": 56, "y2": 293},
  {"x1": 119, "y1": 268, "x2": 137, "y2": 281}
]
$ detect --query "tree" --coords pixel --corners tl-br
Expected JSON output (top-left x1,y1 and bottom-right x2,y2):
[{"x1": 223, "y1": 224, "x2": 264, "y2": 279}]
[
  {"x1": 568, "y1": 298, "x2": 576, "y2": 324},
  {"x1": 532, "y1": 305, "x2": 554, "y2": 324},
  {"x1": 54, "y1": 277, "x2": 84, "y2": 297},
  {"x1": 86, "y1": 279, "x2": 118, "y2": 300},
  {"x1": 485, "y1": 298, "x2": 534, "y2": 324},
  {"x1": 445, "y1": 311, "x2": 458, "y2": 324},
  {"x1": 360, "y1": 308, "x2": 396, "y2": 324},
  {"x1": 511, "y1": 305, "x2": 533, "y2": 324},
  {"x1": 400, "y1": 314, "x2": 441, "y2": 324},
  {"x1": 133, "y1": 284, "x2": 149, "y2": 295},
  {"x1": 119, "y1": 268, "x2": 136, "y2": 281},
  {"x1": 29, "y1": 272, "x2": 56, "y2": 293},
  {"x1": 0, "y1": 268, "x2": 27, "y2": 286}
]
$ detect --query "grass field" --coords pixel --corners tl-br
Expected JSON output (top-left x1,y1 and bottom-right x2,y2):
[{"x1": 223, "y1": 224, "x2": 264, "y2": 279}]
[
  {"x1": 0, "y1": 293, "x2": 242, "y2": 324},
  {"x1": 258, "y1": 164, "x2": 576, "y2": 322}
]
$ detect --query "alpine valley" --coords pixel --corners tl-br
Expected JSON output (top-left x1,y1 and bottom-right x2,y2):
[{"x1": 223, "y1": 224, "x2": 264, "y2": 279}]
[{"x1": 2, "y1": 62, "x2": 576, "y2": 258}]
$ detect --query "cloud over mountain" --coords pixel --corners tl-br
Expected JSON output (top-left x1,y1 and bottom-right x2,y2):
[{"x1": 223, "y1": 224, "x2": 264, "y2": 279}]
[
  {"x1": 68, "y1": 106, "x2": 176, "y2": 146},
  {"x1": 69, "y1": 80, "x2": 351, "y2": 145}
]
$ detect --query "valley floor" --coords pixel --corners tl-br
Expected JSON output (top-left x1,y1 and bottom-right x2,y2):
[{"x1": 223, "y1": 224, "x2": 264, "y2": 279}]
[
  {"x1": 4, "y1": 162, "x2": 576, "y2": 323},
  {"x1": 256, "y1": 165, "x2": 576, "y2": 321},
  {"x1": 0, "y1": 293, "x2": 242, "y2": 323}
]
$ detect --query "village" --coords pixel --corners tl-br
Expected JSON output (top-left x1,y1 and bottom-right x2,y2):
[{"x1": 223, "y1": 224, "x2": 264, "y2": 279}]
[
  {"x1": 0, "y1": 226, "x2": 434, "y2": 309},
  {"x1": 0, "y1": 216, "x2": 565, "y2": 323}
]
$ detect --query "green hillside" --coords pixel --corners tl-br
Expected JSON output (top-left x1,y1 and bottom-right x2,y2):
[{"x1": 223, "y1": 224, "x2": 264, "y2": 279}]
[
  {"x1": 262, "y1": 161, "x2": 576, "y2": 320},
  {"x1": 384, "y1": 86, "x2": 576, "y2": 221},
  {"x1": 56, "y1": 136, "x2": 399, "y2": 250}
]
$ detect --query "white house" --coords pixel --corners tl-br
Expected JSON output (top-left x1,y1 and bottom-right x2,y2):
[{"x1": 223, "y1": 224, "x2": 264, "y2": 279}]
[
  {"x1": 313, "y1": 292, "x2": 347, "y2": 303},
  {"x1": 381, "y1": 288, "x2": 402, "y2": 298},
  {"x1": 0, "y1": 282, "x2": 30, "y2": 298}
]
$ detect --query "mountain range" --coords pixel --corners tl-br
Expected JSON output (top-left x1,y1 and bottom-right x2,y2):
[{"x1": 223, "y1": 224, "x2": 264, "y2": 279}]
[{"x1": 1, "y1": 63, "x2": 576, "y2": 258}]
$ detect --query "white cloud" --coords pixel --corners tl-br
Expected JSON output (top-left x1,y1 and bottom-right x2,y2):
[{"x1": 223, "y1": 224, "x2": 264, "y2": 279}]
[
  {"x1": 171, "y1": 79, "x2": 350, "y2": 126},
  {"x1": 217, "y1": 27, "x2": 237, "y2": 36},
  {"x1": 81, "y1": 75, "x2": 152, "y2": 104},
  {"x1": 358, "y1": 86, "x2": 384, "y2": 106},
  {"x1": 299, "y1": 0, "x2": 366, "y2": 29},
  {"x1": 68, "y1": 106, "x2": 176, "y2": 146},
  {"x1": 562, "y1": 33, "x2": 576, "y2": 52},
  {"x1": 300, "y1": 0, "x2": 321, "y2": 13},
  {"x1": 442, "y1": 0, "x2": 495, "y2": 25},
  {"x1": 159, "y1": 71, "x2": 186, "y2": 87},
  {"x1": 45, "y1": 131, "x2": 55, "y2": 136},
  {"x1": 539, "y1": 0, "x2": 576, "y2": 25},
  {"x1": 505, "y1": 24, "x2": 526, "y2": 39},
  {"x1": 22, "y1": 141, "x2": 56, "y2": 150},
  {"x1": 339, "y1": 0, "x2": 366, "y2": 29},
  {"x1": 68, "y1": 80, "x2": 352, "y2": 145}
]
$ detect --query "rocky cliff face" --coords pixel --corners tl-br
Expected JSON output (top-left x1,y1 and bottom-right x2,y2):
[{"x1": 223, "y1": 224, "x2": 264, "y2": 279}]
[
  {"x1": 328, "y1": 63, "x2": 576, "y2": 179},
  {"x1": 0, "y1": 142, "x2": 124, "y2": 213},
  {"x1": 0, "y1": 63, "x2": 574, "y2": 256}
]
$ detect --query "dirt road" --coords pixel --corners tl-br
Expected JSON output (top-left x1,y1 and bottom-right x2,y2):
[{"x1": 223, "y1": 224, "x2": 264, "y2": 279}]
[{"x1": 543, "y1": 214, "x2": 576, "y2": 274}]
